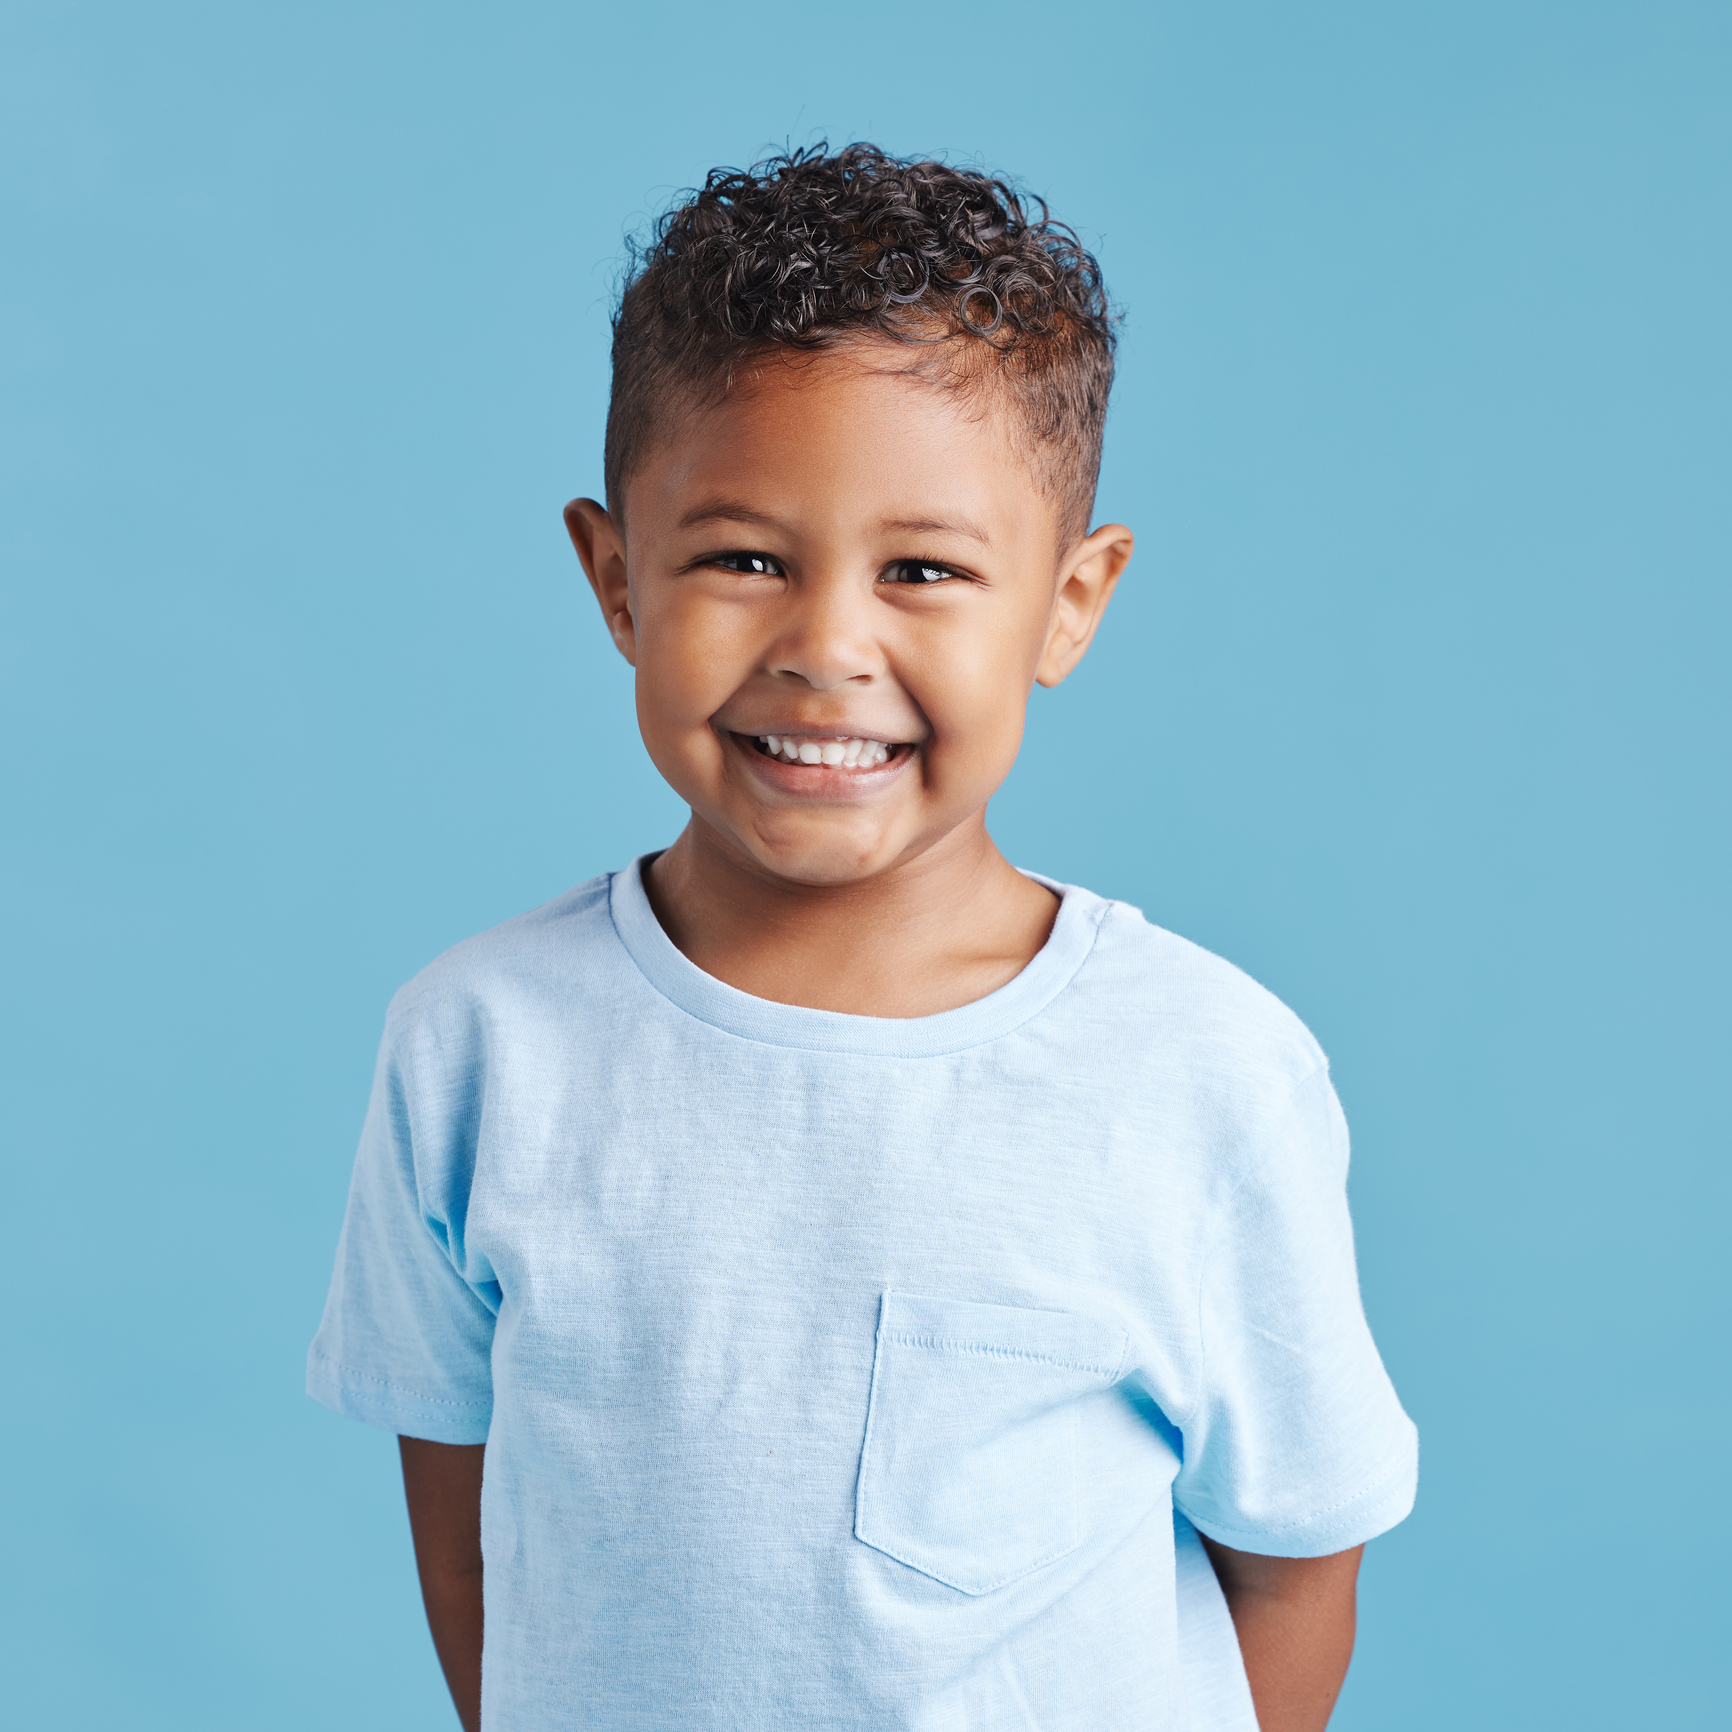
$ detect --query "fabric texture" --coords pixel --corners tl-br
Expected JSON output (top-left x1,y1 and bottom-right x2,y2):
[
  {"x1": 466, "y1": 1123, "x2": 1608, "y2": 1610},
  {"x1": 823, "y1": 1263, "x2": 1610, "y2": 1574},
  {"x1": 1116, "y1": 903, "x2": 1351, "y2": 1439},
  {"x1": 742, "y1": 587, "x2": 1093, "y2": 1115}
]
[{"x1": 309, "y1": 858, "x2": 1416, "y2": 1731}]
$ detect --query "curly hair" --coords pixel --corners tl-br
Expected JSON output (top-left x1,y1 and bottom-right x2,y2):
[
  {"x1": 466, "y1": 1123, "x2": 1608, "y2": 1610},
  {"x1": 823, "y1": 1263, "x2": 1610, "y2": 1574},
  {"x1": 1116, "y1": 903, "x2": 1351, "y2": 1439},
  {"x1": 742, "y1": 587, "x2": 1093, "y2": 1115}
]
[{"x1": 604, "y1": 144, "x2": 1117, "y2": 547}]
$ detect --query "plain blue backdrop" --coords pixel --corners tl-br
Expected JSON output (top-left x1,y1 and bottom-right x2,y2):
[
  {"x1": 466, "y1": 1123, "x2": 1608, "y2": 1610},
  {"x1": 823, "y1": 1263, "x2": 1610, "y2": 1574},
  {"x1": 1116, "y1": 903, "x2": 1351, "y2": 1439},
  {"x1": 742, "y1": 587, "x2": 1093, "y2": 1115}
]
[{"x1": 3, "y1": 1, "x2": 1726, "y2": 1725}]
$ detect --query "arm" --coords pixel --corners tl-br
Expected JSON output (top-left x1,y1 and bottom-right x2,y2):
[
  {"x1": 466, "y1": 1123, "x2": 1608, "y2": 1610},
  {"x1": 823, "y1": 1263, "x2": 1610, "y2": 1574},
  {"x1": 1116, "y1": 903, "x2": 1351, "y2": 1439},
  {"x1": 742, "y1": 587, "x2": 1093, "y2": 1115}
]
[
  {"x1": 399, "y1": 1437, "x2": 487, "y2": 1732},
  {"x1": 1200, "y1": 1537, "x2": 1363, "y2": 1732}
]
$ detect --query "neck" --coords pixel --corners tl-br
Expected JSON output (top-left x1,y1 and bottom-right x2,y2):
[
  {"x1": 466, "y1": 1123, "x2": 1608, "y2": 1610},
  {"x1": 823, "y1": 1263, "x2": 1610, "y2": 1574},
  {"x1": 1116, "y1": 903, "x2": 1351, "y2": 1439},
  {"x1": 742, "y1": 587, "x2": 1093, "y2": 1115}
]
[{"x1": 643, "y1": 815, "x2": 1060, "y2": 1018}]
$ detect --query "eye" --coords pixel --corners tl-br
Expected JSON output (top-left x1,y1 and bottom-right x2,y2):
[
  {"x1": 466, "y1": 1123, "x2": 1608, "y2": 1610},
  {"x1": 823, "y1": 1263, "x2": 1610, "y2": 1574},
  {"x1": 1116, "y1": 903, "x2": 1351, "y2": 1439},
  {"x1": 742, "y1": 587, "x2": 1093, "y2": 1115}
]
[
  {"x1": 706, "y1": 550, "x2": 784, "y2": 576},
  {"x1": 885, "y1": 560, "x2": 960, "y2": 585}
]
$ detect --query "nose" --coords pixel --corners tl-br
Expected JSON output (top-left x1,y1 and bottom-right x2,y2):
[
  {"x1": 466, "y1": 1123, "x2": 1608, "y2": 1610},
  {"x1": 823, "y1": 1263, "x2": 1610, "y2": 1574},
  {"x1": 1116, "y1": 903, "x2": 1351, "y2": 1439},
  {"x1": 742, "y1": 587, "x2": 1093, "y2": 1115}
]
[{"x1": 764, "y1": 570, "x2": 881, "y2": 692}]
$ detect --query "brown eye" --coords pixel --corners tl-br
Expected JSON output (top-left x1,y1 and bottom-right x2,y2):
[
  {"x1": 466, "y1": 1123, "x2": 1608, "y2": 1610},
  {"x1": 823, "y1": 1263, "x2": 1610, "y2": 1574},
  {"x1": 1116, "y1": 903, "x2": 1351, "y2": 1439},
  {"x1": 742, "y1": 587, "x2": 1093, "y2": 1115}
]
[
  {"x1": 710, "y1": 551, "x2": 783, "y2": 575},
  {"x1": 888, "y1": 561, "x2": 953, "y2": 585}
]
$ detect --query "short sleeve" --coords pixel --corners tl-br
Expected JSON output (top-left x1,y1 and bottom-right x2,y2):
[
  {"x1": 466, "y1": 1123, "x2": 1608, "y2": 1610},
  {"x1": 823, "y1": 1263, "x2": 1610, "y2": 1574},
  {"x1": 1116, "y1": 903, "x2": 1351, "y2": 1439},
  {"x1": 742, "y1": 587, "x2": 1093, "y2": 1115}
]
[
  {"x1": 1173, "y1": 1065, "x2": 1417, "y2": 1557},
  {"x1": 306, "y1": 1009, "x2": 498, "y2": 1445}
]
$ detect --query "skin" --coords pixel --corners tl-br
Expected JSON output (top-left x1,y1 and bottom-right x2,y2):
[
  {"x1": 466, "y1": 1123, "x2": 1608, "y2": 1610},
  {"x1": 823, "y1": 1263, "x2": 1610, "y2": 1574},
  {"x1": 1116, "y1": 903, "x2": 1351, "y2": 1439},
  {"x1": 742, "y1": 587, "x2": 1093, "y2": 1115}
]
[
  {"x1": 1202, "y1": 1536, "x2": 1365, "y2": 1731},
  {"x1": 400, "y1": 1437, "x2": 484, "y2": 1732},
  {"x1": 401, "y1": 343, "x2": 1361, "y2": 1730},
  {"x1": 565, "y1": 347, "x2": 1129, "y2": 1016}
]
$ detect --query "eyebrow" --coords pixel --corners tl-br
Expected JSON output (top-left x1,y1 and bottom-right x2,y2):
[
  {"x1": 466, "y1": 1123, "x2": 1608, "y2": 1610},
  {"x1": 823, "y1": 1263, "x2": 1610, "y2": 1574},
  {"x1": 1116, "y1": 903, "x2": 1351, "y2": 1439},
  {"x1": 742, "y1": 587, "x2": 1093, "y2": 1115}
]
[
  {"x1": 677, "y1": 497, "x2": 785, "y2": 533},
  {"x1": 678, "y1": 498, "x2": 992, "y2": 548},
  {"x1": 879, "y1": 515, "x2": 992, "y2": 546}
]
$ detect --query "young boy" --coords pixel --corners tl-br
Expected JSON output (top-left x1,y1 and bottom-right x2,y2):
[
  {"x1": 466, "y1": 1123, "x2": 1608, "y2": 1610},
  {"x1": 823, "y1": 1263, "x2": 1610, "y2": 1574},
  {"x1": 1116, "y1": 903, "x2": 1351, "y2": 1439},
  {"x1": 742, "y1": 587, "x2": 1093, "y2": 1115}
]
[{"x1": 309, "y1": 145, "x2": 1416, "y2": 1732}]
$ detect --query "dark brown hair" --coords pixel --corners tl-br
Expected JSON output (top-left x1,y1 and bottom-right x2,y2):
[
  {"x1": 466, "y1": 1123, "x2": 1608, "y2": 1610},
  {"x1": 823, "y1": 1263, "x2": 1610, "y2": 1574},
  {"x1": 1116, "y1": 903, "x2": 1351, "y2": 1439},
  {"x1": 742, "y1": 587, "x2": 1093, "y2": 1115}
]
[{"x1": 604, "y1": 144, "x2": 1117, "y2": 546}]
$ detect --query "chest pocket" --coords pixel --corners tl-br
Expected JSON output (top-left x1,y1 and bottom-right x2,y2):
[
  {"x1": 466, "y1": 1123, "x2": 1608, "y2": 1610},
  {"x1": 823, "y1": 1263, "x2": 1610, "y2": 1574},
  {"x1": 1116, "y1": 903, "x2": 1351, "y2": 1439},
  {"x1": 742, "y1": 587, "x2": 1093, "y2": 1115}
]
[{"x1": 854, "y1": 1291, "x2": 1129, "y2": 1596}]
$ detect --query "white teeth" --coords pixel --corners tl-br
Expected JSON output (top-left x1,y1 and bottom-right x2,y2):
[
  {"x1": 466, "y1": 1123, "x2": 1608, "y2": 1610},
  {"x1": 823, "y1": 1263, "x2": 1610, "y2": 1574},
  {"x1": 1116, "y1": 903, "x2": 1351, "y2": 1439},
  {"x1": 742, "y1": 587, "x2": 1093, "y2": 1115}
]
[{"x1": 754, "y1": 734, "x2": 897, "y2": 768}]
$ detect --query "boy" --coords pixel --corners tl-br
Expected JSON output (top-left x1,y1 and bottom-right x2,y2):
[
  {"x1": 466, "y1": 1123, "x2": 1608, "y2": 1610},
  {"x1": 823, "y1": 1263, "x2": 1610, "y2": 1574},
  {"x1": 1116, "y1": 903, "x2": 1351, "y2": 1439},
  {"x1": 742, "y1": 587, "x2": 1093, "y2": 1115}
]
[{"x1": 310, "y1": 145, "x2": 1416, "y2": 1732}]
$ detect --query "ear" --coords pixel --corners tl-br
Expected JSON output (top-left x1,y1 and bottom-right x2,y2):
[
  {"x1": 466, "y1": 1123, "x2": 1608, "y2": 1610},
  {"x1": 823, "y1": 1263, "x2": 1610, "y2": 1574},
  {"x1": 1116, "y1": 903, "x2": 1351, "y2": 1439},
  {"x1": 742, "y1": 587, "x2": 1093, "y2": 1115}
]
[
  {"x1": 564, "y1": 497, "x2": 637, "y2": 666},
  {"x1": 1035, "y1": 523, "x2": 1134, "y2": 688}
]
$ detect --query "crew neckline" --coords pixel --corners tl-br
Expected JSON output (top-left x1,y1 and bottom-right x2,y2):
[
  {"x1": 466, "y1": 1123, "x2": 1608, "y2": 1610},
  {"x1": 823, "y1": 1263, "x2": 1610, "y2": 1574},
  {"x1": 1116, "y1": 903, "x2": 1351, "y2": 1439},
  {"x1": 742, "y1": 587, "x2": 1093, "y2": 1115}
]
[{"x1": 608, "y1": 853, "x2": 1108, "y2": 1057}]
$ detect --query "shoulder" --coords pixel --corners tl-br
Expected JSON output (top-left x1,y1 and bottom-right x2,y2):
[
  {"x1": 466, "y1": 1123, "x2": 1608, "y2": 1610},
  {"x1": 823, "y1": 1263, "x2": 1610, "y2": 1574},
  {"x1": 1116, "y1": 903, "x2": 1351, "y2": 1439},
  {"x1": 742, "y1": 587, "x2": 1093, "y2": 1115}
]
[
  {"x1": 382, "y1": 872, "x2": 619, "y2": 1059},
  {"x1": 1057, "y1": 886, "x2": 1329, "y2": 1103}
]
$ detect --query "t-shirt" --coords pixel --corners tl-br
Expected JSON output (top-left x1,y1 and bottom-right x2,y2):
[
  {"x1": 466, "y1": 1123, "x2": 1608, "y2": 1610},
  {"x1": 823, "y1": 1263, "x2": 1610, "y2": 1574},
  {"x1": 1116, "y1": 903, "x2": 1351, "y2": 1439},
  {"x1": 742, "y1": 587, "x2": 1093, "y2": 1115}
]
[{"x1": 309, "y1": 859, "x2": 1417, "y2": 1732}]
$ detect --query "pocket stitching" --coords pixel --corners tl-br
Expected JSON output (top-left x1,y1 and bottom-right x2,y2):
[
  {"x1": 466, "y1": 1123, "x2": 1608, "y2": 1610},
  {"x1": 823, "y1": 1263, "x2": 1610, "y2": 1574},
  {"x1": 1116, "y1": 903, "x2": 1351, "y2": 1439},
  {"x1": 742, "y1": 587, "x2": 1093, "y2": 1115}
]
[
  {"x1": 877, "y1": 1329, "x2": 1124, "y2": 1380},
  {"x1": 855, "y1": 1301, "x2": 1124, "y2": 1595}
]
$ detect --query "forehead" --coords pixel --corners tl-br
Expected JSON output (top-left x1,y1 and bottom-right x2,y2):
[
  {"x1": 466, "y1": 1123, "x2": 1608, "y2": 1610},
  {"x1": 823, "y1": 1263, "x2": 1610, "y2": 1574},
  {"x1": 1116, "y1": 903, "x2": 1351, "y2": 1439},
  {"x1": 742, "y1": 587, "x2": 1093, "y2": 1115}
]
[{"x1": 624, "y1": 348, "x2": 1059, "y2": 552}]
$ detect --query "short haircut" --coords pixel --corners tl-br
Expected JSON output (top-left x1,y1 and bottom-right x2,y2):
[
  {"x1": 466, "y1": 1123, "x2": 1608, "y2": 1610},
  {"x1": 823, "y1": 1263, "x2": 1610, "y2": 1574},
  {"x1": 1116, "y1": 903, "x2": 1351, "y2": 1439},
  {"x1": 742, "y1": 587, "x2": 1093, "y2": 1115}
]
[{"x1": 605, "y1": 144, "x2": 1117, "y2": 548}]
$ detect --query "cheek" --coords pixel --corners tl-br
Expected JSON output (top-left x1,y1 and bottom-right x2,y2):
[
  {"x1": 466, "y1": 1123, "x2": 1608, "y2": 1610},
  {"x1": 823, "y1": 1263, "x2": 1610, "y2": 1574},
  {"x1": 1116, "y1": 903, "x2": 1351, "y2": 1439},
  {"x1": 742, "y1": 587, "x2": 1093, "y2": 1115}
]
[
  {"x1": 906, "y1": 619, "x2": 1037, "y2": 765},
  {"x1": 636, "y1": 602, "x2": 746, "y2": 730}
]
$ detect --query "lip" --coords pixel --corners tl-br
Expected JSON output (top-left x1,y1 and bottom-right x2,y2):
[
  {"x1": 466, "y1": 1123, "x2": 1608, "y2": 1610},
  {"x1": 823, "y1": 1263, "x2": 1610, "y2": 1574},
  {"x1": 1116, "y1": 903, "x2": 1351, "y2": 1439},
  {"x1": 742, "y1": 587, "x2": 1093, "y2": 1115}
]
[{"x1": 724, "y1": 729, "x2": 917, "y2": 797}]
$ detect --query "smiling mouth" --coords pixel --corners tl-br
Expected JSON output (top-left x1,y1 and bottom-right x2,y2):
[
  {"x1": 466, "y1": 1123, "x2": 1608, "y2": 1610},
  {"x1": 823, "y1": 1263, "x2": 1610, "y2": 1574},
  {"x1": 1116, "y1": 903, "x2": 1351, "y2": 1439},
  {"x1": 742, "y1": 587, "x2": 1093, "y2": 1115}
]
[{"x1": 743, "y1": 733, "x2": 904, "y2": 769}]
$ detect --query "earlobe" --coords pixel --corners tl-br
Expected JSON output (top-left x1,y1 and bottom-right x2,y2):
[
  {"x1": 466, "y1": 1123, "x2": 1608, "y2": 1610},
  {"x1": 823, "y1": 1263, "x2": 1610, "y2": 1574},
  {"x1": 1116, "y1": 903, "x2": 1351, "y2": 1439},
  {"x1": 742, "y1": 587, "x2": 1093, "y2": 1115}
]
[
  {"x1": 1035, "y1": 523, "x2": 1134, "y2": 688},
  {"x1": 564, "y1": 497, "x2": 638, "y2": 667}
]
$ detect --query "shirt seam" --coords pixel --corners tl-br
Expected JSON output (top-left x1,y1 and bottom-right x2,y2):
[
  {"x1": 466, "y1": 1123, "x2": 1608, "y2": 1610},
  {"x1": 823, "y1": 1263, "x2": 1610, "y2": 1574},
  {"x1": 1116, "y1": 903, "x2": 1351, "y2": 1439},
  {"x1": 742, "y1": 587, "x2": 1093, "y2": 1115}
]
[{"x1": 308, "y1": 1347, "x2": 491, "y2": 1410}]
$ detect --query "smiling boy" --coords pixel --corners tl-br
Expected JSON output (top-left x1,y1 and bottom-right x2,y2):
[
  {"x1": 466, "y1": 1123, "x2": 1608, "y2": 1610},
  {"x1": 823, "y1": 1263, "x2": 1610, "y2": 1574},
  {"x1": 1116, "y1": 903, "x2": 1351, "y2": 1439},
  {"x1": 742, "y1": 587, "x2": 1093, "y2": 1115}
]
[{"x1": 310, "y1": 146, "x2": 1416, "y2": 1732}]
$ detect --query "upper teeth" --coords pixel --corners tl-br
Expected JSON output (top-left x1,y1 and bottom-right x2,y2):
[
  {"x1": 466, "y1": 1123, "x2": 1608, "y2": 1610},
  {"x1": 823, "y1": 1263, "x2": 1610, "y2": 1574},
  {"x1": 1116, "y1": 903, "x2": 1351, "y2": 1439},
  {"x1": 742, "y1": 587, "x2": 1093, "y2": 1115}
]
[{"x1": 759, "y1": 735, "x2": 892, "y2": 768}]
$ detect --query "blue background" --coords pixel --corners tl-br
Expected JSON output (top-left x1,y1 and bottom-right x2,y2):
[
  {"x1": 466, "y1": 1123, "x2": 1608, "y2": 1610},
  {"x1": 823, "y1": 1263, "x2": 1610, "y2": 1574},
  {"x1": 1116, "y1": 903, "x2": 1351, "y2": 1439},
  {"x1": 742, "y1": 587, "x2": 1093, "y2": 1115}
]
[{"x1": 3, "y1": 1, "x2": 1726, "y2": 1725}]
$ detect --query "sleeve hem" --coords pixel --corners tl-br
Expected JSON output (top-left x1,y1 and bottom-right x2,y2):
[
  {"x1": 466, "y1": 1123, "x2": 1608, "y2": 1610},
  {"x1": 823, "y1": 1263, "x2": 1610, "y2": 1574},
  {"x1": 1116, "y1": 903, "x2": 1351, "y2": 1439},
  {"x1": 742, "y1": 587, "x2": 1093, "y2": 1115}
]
[
  {"x1": 1178, "y1": 1438, "x2": 1418, "y2": 1559},
  {"x1": 306, "y1": 1348, "x2": 492, "y2": 1446}
]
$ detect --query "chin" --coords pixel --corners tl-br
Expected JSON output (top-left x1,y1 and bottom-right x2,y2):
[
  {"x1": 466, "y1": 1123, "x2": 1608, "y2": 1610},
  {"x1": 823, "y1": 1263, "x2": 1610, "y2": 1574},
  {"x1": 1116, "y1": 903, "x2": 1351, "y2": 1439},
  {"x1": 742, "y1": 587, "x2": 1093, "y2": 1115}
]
[{"x1": 739, "y1": 817, "x2": 905, "y2": 888}]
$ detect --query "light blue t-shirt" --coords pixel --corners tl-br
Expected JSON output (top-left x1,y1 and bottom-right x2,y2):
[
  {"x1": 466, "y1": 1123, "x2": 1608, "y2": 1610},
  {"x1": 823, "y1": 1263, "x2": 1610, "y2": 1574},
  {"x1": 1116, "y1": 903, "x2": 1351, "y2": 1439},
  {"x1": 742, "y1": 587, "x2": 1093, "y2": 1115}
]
[{"x1": 310, "y1": 860, "x2": 1416, "y2": 1731}]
